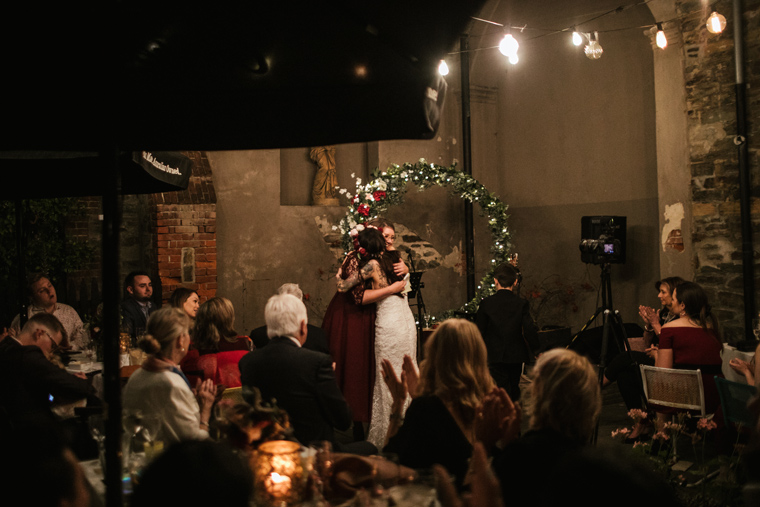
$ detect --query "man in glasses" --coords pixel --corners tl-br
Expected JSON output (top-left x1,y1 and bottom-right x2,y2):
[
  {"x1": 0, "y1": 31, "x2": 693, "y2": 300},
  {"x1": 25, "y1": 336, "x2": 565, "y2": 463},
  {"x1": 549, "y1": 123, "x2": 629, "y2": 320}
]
[{"x1": 0, "y1": 312, "x2": 91, "y2": 427}]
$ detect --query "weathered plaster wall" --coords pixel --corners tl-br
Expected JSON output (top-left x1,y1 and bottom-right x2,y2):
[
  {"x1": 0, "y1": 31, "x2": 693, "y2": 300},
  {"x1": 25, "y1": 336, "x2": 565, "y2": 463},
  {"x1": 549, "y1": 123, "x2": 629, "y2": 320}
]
[
  {"x1": 465, "y1": 0, "x2": 661, "y2": 328},
  {"x1": 209, "y1": 0, "x2": 663, "y2": 336}
]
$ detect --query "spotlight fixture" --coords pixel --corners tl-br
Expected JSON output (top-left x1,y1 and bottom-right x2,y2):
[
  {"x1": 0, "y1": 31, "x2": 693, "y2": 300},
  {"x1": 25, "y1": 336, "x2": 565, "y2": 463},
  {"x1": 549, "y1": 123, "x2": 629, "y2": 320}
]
[
  {"x1": 706, "y1": 11, "x2": 726, "y2": 34},
  {"x1": 655, "y1": 23, "x2": 667, "y2": 49},
  {"x1": 584, "y1": 32, "x2": 603, "y2": 60}
]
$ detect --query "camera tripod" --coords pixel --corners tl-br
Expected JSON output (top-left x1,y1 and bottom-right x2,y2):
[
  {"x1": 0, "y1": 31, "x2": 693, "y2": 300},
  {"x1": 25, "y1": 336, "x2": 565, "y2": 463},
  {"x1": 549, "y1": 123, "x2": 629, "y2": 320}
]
[{"x1": 568, "y1": 263, "x2": 633, "y2": 443}]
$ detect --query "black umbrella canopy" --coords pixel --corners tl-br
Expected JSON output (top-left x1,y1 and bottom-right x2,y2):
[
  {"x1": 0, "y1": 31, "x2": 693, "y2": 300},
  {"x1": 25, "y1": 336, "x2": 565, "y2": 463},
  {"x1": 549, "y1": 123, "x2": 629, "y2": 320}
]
[
  {"x1": 0, "y1": 151, "x2": 193, "y2": 199},
  {"x1": 3, "y1": 1, "x2": 485, "y2": 152}
]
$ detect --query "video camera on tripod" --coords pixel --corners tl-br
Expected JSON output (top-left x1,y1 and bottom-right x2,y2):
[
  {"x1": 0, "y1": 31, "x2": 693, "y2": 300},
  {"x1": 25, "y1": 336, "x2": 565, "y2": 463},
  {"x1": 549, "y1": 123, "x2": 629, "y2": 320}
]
[{"x1": 579, "y1": 216, "x2": 627, "y2": 265}]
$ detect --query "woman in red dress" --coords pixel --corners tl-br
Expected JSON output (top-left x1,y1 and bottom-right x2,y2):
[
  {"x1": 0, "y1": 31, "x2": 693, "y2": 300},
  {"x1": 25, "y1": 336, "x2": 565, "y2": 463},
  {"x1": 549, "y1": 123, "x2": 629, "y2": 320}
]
[
  {"x1": 654, "y1": 281, "x2": 723, "y2": 422},
  {"x1": 322, "y1": 221, "x2": 406, "y2": 437}
]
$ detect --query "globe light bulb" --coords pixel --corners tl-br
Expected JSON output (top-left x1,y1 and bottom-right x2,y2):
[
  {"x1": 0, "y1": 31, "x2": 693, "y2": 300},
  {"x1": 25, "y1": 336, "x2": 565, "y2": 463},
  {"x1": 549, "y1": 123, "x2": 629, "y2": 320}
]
[
  {"x1": 498, "y1": 34, "x2": 519, "y2": 57},
  {"x1": 572, "y1": 31, "x2": 583, "y2": 46},
  {"x1": 438, "y1": 59, "x2": 449, "y2": 76},
  {"x1": 706, "y1": 11, "x2": 726, "y2": 34},
  {"x1": 584, "y1": 32, "x2": 603, "y2": 60},
  {"x1": 655, "y1": 23, "x2": 667, "y2": 49}
]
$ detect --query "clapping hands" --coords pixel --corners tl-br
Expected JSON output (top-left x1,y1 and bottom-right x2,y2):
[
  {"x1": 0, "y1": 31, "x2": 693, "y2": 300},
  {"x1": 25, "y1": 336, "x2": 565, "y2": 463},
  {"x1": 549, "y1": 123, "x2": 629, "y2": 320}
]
[
  {"x1": 381, "y1": 355, "x2": 419, "y2": 407},
  {"x1": 638, "y1": 305, "x2": 658, "y2": 328},
  {"x1": 475, "y1": 387, "x2": 522, "y2": 450}
]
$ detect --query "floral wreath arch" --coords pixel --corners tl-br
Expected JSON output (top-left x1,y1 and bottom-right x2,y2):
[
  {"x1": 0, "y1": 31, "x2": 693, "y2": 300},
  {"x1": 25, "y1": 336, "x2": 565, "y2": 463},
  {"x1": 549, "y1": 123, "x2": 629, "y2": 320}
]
[{"x1": 334, "y1": 159, "x2": 512, "y2": 319}]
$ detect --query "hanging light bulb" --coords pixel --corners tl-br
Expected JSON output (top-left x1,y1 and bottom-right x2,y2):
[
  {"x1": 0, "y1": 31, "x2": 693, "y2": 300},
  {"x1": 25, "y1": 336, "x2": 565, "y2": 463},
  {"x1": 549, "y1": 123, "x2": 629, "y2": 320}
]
[
  {"x1": 508, "y1": 53, "x2": 519, "y2": 65},
  {"x1": 655, "y1": 23, "x2": 667, "y2": 49},
  {"x1": 498, "y1": 33, "x2": 519, "y2": 57},
  {"x1": 438, "y1": 59, "x2": 449, "y2": 76},
  {"x1": 572, "y1": 30, "x2": 583, "y2": 46},
  {"x1": 706, "y1": 11, "x2": 726, "y2": 34},
  {"x1": 584, "y1": 32, "x2": 603, "y2": 60}
]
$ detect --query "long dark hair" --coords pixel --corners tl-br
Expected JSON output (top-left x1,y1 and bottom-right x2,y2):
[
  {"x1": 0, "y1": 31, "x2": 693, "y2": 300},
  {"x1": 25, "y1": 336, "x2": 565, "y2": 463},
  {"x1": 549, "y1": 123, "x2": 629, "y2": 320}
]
[
  {"x1": 674, "y1": 282, "x2": 722, "y2": 342},
  {"x1": 357, "y1": 228, "x2": 401, "y2": 284}
]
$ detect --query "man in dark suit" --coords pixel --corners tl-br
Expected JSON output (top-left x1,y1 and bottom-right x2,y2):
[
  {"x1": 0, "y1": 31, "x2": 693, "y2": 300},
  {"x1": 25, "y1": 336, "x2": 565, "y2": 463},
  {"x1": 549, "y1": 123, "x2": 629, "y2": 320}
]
[
  {"x1": 120, "y1": 270, "x2": 156, "y2": 344},
  {"x1": 0, "y1": 312, "x2": 92, "y2": 428},
  {"x1": 249, "y1": 283, "x2": 330, "y2": 355},
  {"x1": 240, "y1": 294, "x2": 374, "y2": 454},
  {"x1": 475, "y1": 263, "x2": 540, "y2": 401}
]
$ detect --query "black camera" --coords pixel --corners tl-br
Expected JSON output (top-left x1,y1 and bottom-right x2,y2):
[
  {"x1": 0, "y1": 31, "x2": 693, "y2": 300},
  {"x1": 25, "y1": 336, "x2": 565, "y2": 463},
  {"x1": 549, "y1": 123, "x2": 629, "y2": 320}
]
[{"x1": 579, "y1": 216, "x2": 626, "y2": 265}]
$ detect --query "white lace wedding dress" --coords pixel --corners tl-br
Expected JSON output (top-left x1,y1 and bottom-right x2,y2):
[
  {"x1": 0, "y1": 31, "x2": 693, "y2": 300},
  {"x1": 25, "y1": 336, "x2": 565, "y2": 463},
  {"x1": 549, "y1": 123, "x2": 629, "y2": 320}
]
[{"x1": 366, "y1": 292, "x2": 418, "y2": 450}]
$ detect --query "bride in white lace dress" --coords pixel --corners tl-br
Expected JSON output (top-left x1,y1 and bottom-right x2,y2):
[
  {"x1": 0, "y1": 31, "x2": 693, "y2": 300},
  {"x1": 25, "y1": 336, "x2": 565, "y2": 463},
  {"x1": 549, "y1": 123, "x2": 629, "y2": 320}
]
[{"x1": 338, "y1": 226, "x2": 417, "y2": 449}]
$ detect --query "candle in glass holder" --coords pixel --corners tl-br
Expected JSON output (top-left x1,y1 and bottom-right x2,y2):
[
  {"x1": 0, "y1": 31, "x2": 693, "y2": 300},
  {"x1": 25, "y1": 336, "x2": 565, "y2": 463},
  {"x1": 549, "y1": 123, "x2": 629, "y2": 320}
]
[{"x1": 253, "y1": 440, "x2": 304, "y2": 506}]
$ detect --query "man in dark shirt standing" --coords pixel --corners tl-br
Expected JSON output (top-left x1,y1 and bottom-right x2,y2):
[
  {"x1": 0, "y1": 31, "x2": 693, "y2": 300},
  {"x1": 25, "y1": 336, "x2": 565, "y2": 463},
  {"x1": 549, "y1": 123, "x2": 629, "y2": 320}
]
[{"x1": 476, "y1": 263, "x2": 540, "y2": 401}]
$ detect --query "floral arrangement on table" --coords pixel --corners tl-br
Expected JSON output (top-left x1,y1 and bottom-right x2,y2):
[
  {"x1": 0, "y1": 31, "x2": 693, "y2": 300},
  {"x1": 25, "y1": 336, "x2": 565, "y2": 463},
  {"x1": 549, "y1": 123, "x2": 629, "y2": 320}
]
[
  {"x1": 214, "y1": 386, "x2": 293, "y2": 453},
  {"x1": 333, "y1": 159, "x2": 512, "y2": 319}
]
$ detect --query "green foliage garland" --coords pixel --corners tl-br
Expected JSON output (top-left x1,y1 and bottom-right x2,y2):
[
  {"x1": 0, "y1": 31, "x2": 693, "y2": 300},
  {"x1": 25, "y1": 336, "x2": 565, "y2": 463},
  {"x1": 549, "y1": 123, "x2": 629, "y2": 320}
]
[{"x1": 334, "y1": 159, "x2": 511, "y2": 319}]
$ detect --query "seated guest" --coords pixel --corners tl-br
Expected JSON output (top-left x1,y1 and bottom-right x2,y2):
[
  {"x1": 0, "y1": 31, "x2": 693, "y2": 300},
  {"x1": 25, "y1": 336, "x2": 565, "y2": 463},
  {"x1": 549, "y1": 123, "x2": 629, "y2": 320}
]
[
  {"x1": 123, "y1": 307, "x2": 216, "y2": 444},
  {"x1": 9, "y1": 273, "x2": 87, "y2": 350},
  {"x1": 193, "y1": 297, "x2": 252, "y2": 355},
  {"x1": 382, "y1": 318, "x2": 495, "y2": 489},
  {"x1": 603, "y1": 276, "x2": 685, "y2": 441},
  {"x1": 120, "y1": 270, "x2": 157, "y2": 344},
  {"x1": 0, "y1": 313, "x2": 91, "y2": 429},
  {"x1": 187, "y1": 297, "x2": 251, "y2": 388},
  {"x1": 239, "y1": 294, "x2": 372, "y2": 454},
  {"x1": 487, "y1": 349, "x2": 601, "y2": 506},
  {"x1": 3, "y1": 422, "x2": 92, "y2": 507},
  {"x1": 132, "y1": 440, "x2": 253, "y2": 507},
  {"x1": 249, "y1": 283, "x2": 330, "y2": 355},
  {"x1": 653, "y1": 281, "x2": 724, "y2": 423},
  {"x1": 169, "y1": 287, "x2": 201, "y2": 321},
  {"x1": 475, "y1": 263, "x2": 539, "y2": 401}
]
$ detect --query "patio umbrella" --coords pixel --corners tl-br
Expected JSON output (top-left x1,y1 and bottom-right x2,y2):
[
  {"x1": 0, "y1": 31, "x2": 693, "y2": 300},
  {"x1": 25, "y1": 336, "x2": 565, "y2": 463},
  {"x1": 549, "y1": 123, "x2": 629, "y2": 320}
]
[{"x1": 0, "y1": 151, "x2": 193, "y2": 199}]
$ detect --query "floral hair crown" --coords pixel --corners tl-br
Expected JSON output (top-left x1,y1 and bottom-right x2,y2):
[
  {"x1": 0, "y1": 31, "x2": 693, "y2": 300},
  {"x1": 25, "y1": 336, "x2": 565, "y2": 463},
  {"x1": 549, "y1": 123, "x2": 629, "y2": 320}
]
[{"x1": 349, "y1": 223, "x2": 378, "y2": 257}]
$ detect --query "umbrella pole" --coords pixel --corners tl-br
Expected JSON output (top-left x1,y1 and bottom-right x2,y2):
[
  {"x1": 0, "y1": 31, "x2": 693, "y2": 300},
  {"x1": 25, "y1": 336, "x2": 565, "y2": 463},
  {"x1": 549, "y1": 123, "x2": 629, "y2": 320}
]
[
  {"x1": 14, "y1": 200, "x2": 27, "y2": 327},
  {"x1": 101, "y1": 148, "x2": 123, "y2": 507}
]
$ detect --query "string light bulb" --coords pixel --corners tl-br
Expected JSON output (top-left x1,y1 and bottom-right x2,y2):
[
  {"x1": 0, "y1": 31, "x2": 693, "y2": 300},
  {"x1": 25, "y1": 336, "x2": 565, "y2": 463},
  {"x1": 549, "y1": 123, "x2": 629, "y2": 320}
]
[
  {"x1": 655, "y1": 23, "x2": 667, "y2": 49},
  {"x1": 498, "y1": 34, "x2": 519, "y2": 57},
  {"x1": 572, "y1": 30, "x2": 583, "y2": 46},
  {"x1": 438, "y1": 59, "x2": 449, "y2": 76},
  {"x1": 584, "y1": 32, "x2": 603, "y2": 60},
  {"x1": 706, "y1": 11, "x2": 726, "y2": 34}
]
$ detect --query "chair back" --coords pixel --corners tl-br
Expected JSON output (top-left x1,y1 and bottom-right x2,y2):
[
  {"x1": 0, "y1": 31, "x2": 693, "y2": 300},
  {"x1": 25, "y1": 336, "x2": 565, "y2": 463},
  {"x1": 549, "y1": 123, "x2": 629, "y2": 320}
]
[
  {"x1": 221, "y1": 386, "x2": 244, "y2": 405},
  {"x1": 639, "y1": 365, "x2": 706, "y2": 415},
  {"x1": 197, "y1": 350, "x2": 248, "y2": 388},
  {"x1": 715, "y1": 375, "x2": 757, "y2": 427}
]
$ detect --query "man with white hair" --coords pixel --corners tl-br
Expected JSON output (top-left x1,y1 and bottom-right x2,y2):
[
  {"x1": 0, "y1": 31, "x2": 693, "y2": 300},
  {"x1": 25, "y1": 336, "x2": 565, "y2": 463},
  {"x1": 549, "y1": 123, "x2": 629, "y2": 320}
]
[
  {"x1": 239, "y1": 294, "x2": 374, "y2": 454},
  {"x1": 249, "y1": 283, "x2": 330, "y2": 354}
]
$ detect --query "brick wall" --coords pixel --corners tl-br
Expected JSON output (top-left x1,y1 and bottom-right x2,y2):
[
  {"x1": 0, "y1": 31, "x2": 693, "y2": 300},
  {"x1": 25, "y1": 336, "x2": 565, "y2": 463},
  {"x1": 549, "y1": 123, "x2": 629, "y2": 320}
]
[
  {"x1": 678, "y1": 0, "x2": 760, "y2": 342},
  {"x1": 152, "y1": 151, "x2": 217, "y2": 305}
]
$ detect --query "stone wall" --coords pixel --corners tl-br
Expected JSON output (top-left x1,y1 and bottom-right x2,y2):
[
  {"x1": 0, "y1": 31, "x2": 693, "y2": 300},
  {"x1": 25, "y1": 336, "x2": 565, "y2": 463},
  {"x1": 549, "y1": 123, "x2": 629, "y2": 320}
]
[{"x1": 678, "y1": 0, "x2": 760, "y2": 342}]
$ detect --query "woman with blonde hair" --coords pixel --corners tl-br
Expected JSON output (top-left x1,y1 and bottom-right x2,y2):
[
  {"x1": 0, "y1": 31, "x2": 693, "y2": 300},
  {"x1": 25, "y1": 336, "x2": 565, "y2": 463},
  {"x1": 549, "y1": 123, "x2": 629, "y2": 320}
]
[
  {"x1": 382, "y1": 318, "x2": 494, "y2": 489},
  {"x1": 123, "y1": 307, "x2": 216, "y2": 444},
  {"x1": 490, "y1": 348, "x2": 601, "y2": 505},
  {"x1": 192, "y1": 297, "x2": 252, "y2": 355}
]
